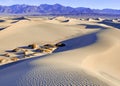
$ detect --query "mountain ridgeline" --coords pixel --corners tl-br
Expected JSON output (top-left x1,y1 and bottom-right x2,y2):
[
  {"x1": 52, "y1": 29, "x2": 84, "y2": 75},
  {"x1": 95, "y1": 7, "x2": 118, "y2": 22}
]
[{"x1": 0, "y1": 4, "x2": 120, "y2": 15}]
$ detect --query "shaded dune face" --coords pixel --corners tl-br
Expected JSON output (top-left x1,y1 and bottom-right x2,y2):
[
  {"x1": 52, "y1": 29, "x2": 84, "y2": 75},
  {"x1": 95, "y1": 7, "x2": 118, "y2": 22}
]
[
  {"x1": 79, "y1": 24, "x2": 107, "y2": 29},
  {"x1": 0, "y1": 20, "x2": 5, "y2": 22},
  {"x1": 99, "y1": 20, "x2": 120, "y2": 29},
  {"x1": 54, "y1": 31, "x2": 98, "y2": 53},
  {"x1": 12, "y1": 17, "x2": 30, "y2": 21}
]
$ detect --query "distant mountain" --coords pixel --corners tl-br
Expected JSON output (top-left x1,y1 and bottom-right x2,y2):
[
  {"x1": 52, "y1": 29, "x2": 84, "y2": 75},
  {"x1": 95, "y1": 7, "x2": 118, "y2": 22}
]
[
  {"x1": 93, "y1": 9, "x2": 120, "y2": 15},
  {"x1": 0, "y1": 4, "x2": 120, "y2": 15}
]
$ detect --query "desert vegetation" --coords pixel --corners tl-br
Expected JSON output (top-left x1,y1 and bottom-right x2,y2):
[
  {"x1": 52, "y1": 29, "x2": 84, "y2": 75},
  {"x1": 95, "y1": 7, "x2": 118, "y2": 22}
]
[{"x1": 0, "y1": 42, "x2": 65, "y2": 65}]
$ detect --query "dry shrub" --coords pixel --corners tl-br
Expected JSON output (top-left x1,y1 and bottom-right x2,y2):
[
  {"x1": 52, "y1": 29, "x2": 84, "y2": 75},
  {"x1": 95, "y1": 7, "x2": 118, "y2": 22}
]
[
  {"x1": 28, "y1": 43, "x2": 39, "y2": 49},
  {"x1": 10, "y1": 57, "x2": 19, "y2": 61},
  {"x1": 55, "y1": 42, "x2": 66, "y2": 47},
  {"x1": 12, "y1": 48, "x2": 22, "y2": 52},
  {"x1": 37, "y1": 44, "x2": 57, "y2": 53},
  {"x1": 0, "y1": 58, "x2": 9, "y2": 63},
  {"x1": 3, "y1": 53, "x2": 10, "y2": 57}
]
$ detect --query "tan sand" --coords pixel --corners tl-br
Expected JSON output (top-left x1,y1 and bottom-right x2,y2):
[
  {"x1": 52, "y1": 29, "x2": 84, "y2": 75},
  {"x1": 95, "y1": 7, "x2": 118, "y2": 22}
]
[{"x1": 0, "y1": 16, "x2": 120, "y2": 86}]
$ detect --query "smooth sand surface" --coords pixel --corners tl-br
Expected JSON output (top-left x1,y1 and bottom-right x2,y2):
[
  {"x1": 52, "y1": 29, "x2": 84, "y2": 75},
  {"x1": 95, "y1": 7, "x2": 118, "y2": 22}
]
[{"x1": 0, "y1": 16, "x2": 120, "y2": 86}]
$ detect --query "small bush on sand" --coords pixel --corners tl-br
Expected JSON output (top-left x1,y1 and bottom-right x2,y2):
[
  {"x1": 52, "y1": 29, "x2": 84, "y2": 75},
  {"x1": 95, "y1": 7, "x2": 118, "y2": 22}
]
[
  {"x1": 43, "y1": 44, "x2": 56, "y2": 49},
  {"x1": 3, "y1": 53, "x2": 10, "y2": 57},
  {"x1": 55, "y1": 42, "x2": 66, "y2": 47},
  {"x1": 28, "y1": 43, "x2": 39, "y2": 49},
  {"x1": 12, "y1": 48, "x2": 22, "y2": 52},
  {"x1": 10, "y1": 57, "x2": 19, "y2": 61}
]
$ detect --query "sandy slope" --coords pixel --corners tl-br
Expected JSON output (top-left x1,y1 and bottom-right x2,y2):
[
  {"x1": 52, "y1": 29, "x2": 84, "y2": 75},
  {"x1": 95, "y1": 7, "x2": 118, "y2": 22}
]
[
  {"x1": 82, "y1": 29, "x2": 120, "y2": 86},
  {"x1": 0, "y1": 55, "x2": 108, "y2": 86},
  {"x1": 0, "y1": 17, "x2": 120, "y2": 86}
]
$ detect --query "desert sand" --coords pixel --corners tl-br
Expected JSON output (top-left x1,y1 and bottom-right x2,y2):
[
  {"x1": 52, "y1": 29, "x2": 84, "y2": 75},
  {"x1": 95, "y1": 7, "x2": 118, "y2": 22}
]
[{"x1": 0, "y1": 16, "x2": 120, "y2": 86}]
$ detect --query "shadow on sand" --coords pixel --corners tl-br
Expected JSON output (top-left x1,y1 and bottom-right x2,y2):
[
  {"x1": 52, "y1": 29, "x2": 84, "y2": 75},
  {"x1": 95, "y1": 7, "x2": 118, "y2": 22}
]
[
  {"x1": 0, "y1": 54, "x2": 49, "y2": 70},
  {"x1": 0, "y1": 26, "x2": 9, "y2": 31},
  {"x1": 0, "y1": 20, "x2": 5, "y2": 22},
  {"x1": 99, "y1": 20, "x2": 120, "y2": 29},
  {"x1": 12, "y1": 16, "x2": 30, "y2": 21},
  {"x1": 79, "y1": 24, "x2": 107, "y2": 29},
  {"x1": 54, "y1": 30, "x2": 100, "y2": 53}
]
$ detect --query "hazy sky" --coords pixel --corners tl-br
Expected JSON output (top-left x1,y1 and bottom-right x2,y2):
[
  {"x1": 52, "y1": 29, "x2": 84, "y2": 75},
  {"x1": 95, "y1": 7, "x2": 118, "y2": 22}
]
[{"x1": 0, "y1": 0, "x2": 120, "y2": 9}]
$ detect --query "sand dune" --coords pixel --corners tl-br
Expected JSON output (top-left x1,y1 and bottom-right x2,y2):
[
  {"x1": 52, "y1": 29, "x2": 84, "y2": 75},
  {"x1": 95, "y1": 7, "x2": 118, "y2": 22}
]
[
  {"x1": 0, "y1": 16, "x2": 120, "y2": 86},
  {"x1": 82, "y1": 29, "x2": 120, "y2": 86}
]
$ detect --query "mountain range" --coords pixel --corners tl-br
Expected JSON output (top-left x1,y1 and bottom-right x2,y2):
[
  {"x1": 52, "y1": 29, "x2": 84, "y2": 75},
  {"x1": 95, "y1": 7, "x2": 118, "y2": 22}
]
[{"x1": 0, "y1": 4, "x2": 120, "y2": 15}]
